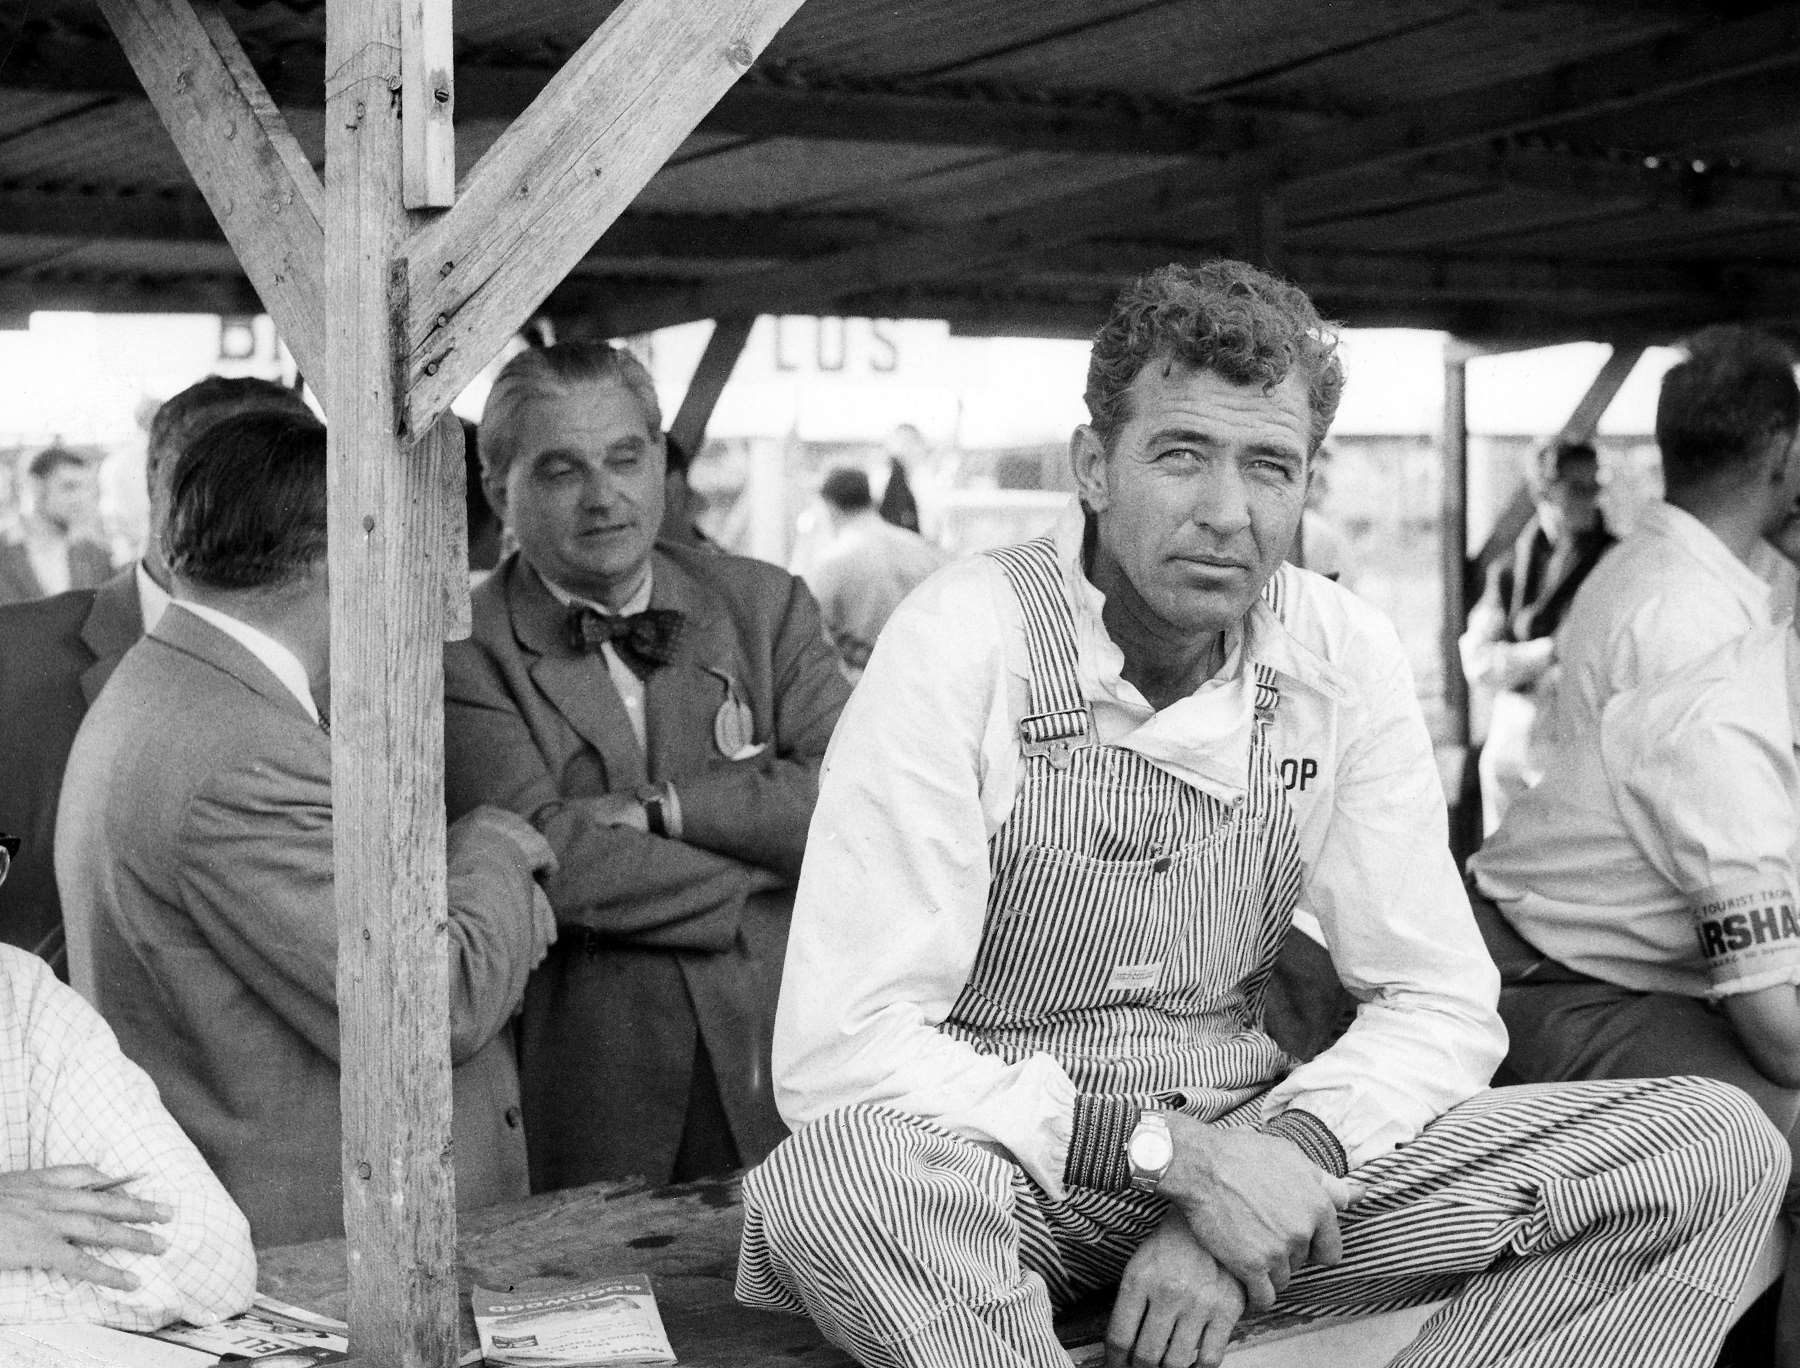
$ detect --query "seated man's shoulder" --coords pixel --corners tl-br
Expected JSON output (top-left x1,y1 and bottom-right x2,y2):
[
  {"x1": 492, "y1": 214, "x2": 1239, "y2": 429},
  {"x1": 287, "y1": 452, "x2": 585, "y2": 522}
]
[{"x1": 1269, "y1": 562, "x2": 1407, "y2": 677}]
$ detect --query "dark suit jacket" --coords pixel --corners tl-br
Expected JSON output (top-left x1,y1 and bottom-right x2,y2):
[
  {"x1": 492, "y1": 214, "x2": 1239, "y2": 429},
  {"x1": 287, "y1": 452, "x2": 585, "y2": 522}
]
[
  {"x1": 58, "y1": 606, "x2": 540, "y2": 1245},
  {"x1": 0, "y1": 571, "x2": 141, "y2": 959},
  {"x1": 444, "y1": 543, "x2": 850, "y2": 1189},
  {"x1": 1483, "y1": 515, "x2": 1616, "y2": 646},
  {"x1": 0, "y1": 537, "x2": 115, "y2": 607}
]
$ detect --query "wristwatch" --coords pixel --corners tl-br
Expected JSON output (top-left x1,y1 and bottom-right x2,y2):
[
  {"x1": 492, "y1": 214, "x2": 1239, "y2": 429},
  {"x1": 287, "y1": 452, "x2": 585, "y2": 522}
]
[
  {"x1": 635, "y1": 783, "x2": 669, "y2": 838},
  {"x1": 1127, "y1": 1111, "x2": 1174, "y2": 1193}
]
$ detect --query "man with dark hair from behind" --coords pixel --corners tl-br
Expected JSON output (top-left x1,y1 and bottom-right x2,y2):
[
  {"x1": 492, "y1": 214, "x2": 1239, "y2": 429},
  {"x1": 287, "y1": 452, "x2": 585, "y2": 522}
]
[
  {"x1": 56, "y1": 408, "x2": 558, "y2": 1245},
  {"x1": 804, "y1": 465, "x2": 947, "y2": 679},
  {"x1": 0, "y1": 377, "x2": 313, "y2": 965},
  {"x1": 737, "y1": 263, "x2": 1787, "y2": 1368},
  {"x1": 0, "y1": 446, "x2": 114, "y2": 607},
  {"x1": 1472, "y1": 326, "x2": 1800, "y2": 1362}
]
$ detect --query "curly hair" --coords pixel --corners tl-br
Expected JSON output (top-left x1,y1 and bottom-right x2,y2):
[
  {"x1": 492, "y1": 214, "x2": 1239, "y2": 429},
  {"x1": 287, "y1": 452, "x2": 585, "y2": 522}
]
[{"x1": 1084, "y1": 261, "x2": 1344, "y2": 454}]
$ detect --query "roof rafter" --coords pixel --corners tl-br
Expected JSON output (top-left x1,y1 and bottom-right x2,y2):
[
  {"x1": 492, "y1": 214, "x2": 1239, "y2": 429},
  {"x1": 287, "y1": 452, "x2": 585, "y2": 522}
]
[{"x1": 0, "y1": 19, "x2": 1281, "y2": 156}]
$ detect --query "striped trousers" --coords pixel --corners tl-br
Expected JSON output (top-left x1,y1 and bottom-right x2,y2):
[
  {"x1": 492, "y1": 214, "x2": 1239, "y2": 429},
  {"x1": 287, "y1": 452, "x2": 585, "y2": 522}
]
[{"x1": 737, "y1": 1076, "x2": 1788, "y2": 1368}]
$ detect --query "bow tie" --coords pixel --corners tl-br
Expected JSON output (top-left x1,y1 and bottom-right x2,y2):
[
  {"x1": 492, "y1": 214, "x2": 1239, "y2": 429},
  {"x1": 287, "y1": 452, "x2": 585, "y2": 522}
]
[{"x1": 565, "y1": 605, "x2": 685, "y2": 674}]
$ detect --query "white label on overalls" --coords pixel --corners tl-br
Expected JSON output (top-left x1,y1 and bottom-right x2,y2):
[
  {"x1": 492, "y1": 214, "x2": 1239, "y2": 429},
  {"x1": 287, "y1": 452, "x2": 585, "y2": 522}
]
[{"x1": 1106, "y1": 961, "x2": 1163, "y2": 994}]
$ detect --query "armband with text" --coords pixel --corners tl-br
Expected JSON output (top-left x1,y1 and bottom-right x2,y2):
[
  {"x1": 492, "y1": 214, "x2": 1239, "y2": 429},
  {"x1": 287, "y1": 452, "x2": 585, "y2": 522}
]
[{"x1": 1690, "y1": 880, "x2": 1800, "y2": 992}]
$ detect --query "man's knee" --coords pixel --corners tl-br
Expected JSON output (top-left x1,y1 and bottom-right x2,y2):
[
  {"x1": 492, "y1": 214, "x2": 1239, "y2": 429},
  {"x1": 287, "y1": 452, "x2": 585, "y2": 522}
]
[
  {"x1": 745, "y1": 1105, "x2": 1014, "y2": 1243},
  {"x1": 1660, "y1": 1076, "x2": 1791, "y2": 1197}
]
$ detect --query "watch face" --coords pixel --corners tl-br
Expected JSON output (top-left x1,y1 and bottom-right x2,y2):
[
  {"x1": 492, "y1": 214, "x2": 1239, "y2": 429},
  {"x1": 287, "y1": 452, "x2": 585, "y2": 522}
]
[{"x1": 1130, "y1": 1125, "x2": 1174, "y2": 1172}]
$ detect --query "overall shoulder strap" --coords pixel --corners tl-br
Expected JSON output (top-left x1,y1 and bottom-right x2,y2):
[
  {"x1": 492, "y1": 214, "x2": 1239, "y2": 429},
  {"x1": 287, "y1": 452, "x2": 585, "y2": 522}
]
[{"x1": 984, "y1": 537, "x2": 1093, "y2": 768}]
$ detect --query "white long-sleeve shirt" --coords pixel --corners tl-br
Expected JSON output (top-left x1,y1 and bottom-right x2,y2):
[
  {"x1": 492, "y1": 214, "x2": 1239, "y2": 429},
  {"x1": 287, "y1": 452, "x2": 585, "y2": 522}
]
[
  {"x1": 1474, "y1": 625, "x2": 1800, "y2": 998},
  {"x1": 1535, "y1": 501, "x2": 1775, "y2": 758},
  {"x1": 775, "y1": 505, "x2": 1504, "y2": 1197}
]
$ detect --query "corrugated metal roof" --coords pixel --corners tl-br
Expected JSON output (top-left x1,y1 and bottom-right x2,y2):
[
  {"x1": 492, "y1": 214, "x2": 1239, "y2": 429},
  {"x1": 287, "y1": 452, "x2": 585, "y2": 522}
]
[{"x1": 1, "y1": 0, "x2": 1798, "y2": 342}]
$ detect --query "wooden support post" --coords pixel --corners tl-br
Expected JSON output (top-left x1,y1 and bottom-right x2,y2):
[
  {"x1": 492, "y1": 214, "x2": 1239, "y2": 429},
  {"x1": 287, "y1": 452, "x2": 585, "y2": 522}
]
[
  {"x1": 94, "y1": 0, "x2": 328, "y2": 402},
  {"x1": 1469, "y1": 342, "x2": 1644, "y2": 574},
  {"x1": 325, "y1": 2, "x2": 458, "y2": 1364},
  {"x1": 669, "y1": 315, "x2": 755, "y2": 456},
  {"x1": 435, "y1": 414, "x2": 473, "y2": 641},
  {"x1": 1235, "y1": 184, "x2": 1284, "y2": 274},
  {"x1": 402, "y1": 0, "x2": 456, "y2": 209},
  {"x1": 1441, "y1": 345, "x2": 1472, "y2": 750}
]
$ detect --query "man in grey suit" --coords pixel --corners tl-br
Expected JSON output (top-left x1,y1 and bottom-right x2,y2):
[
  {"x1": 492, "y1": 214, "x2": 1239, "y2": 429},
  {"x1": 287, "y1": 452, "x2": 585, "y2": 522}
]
[
  {"x1": 445, "y1": 342, "x2": 850, "y2": 1192},
  {"x1": 0, "y1": 378, "x2": 312, "y2": 962},
  {"x1": 58, "y1": 408, "x2": 557, "y2": 1246}
]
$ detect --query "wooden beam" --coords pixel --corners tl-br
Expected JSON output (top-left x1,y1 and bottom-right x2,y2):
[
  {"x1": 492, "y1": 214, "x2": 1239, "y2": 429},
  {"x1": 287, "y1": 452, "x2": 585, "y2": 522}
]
[
  {"x1": 1471, "y1": 342, "x2": 1646, "y2": 573},
  {"x1": 402, "y1": 0, "x2": 806, "y2": 433},
  {"x1": 94, "y1": 0, "x2": 327, "y2": 403},
  {"x1": 1557, "y1": 343, "x2": 1646, "y2": 445},
  {"x1": 594, "y1": 4, "x2": 1800, "y2": 334},
  {"x1": 402, "y1": 0, "x2": 456, "y2": 209},
  {"x1": 1441, "y1": 348, "x2": 1472, "y2": 750},
  {"x1": 1235, "y1": 185, "x2": 1284, "y2": 274},
  {"x1": 1023, "y1": 243, "x2": 1800, "y2": 312},
  {"x1": 324, "y1": 2, "x2": 457, "y2": 1363},
  {"x1": 668, "y1": 315, "x2": 755, "y2": 456},
  {"x1": 0, "y1": 20, "x2": 1272, "y2": 158}
]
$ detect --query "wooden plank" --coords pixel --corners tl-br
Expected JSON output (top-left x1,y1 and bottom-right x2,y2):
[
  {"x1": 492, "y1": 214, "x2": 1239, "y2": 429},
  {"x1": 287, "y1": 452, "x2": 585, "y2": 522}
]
[
  {"x1": 668, "y1": 315, "x2": 756, "y2": 456},
  {"x1": 403, "y1": 0, "x2": 806, "y2": 434},
  {"x1": 402, "y1": 0, "x2": 456, "y2": 209},
  {"x1": 1557, "y1": 343, "x2": 1645, "y2": 446},
  {"x1": 324, "y1": 0, "x2": 458, "y2": 1363},
  {"x1": 432, "y1": 414, "x2": 472, "y2": 641},
  {"x1": 1441, "y1": 351, "x2": 1471, "y2": 749},
  {"x1": 1471, "y1": 343, "x2": 1645, "y2": 573},
  {"x1": 0, "y1": 19, "x2": 1267, "y2": 157},
  {"x1": 94, "y1": 0, "x2": 327, "y2": 404},
  {"x1": 1236, "y1": 186, "x2": 1284, "y2": 274}
]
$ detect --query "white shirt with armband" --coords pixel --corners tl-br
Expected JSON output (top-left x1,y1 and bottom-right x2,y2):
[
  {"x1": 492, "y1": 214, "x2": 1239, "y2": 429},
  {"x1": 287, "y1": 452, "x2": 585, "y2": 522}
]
[{"x1": 1475, "y1": 623, "x2": 1800, "y2": 999}]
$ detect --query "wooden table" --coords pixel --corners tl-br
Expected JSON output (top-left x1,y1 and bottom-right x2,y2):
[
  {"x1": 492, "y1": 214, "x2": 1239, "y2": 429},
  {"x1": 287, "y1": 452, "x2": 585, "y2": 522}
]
[
  {"x1": 258, "y1": 1175, "x2": 857, "y2": 1366},
  {"x1": 256, "y1": 1174, "x2": 1785, "y2": 1367}
]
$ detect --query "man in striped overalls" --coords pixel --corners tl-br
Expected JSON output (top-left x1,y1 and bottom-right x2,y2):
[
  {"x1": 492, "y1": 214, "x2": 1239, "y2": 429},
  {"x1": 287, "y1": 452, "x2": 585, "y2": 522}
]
[{"x1": 737, "y1": 260, "x2": 1788, "y2": 1368}]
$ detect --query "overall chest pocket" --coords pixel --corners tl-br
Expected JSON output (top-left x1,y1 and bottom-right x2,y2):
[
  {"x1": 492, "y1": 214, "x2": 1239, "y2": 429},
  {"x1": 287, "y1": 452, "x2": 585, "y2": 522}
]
[{"x1": 965, "y1": 813, "x2": 1263, "y2": 1026}]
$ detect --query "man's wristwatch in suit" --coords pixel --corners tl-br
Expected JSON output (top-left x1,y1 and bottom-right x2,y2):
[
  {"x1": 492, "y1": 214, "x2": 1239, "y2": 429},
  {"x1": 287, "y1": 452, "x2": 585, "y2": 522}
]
[{"x1": 1127, "y1": 1111, "x2": 1174, "y2": 1193}]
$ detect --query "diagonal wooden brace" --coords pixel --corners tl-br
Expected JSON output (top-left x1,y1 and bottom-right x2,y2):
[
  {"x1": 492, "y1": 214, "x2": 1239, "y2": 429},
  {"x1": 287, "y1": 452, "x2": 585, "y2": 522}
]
[
  {"x1": 401, "y1": 0, "x2": 805, "y2": 435},
  {"x1": 96, "y1": 0, "x2": 328, "y2": 404}
]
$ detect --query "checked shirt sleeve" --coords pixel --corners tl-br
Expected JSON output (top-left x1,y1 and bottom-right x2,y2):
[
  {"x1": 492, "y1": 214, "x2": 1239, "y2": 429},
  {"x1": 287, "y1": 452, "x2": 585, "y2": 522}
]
[{"x1": 0, "y1": 947, "x2": 254, "y2": 1329}]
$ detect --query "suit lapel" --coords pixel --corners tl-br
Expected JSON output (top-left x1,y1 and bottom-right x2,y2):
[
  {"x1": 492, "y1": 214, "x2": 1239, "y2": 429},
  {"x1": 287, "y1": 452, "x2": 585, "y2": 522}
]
[
  {"x1": 506, "y1": 559, "x2": 648, "y2": 791},
  {"x1": 643, "y1": 550, "x2": 739, "y2": 781},
  {"x1": 78, "y1": 570, "x2": 146, "y2": 703}
]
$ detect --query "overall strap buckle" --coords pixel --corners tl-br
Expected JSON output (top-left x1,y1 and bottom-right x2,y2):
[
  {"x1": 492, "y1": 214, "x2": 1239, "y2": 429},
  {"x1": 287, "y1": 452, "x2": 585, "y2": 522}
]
[
  {"x1": 1253, "y1": 677, "x2": 1281, "y2": 733},
  {"x1": 1019, "y1": 708, "x2": 1093, "y2": 770}
]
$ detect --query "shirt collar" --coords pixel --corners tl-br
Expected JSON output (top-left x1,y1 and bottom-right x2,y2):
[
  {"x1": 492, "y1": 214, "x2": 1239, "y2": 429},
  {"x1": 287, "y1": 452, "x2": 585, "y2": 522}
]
[
  {"x1": 1638, "y1": 500, "x2": 1774, "y2": 615},
  {"x1": 173, "y1": 600, "x2": 320, "y2": 723},
  {"x1": 540, "y1": 569, "x2": 654, "y2": 617},
  {"x1": 134, "y1": 561, "x2": 171, "y2": 634}
]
